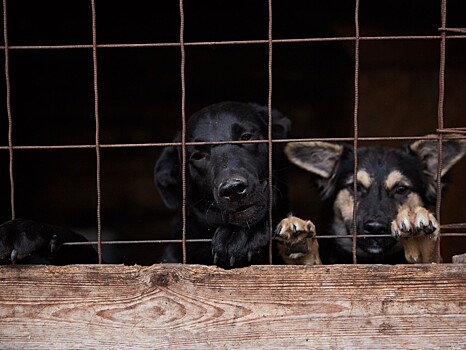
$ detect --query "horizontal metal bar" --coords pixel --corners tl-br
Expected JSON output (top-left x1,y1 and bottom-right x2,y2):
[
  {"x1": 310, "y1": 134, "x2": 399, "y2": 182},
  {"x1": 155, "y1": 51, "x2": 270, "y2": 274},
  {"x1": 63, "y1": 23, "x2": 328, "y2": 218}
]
[
  {"x1": 2, "y1": 34, "x2": 466, "y2": 51},
  {"x1": 437, "y1": 127, "x2": 466, "y2": 134},
  {"x1": 63, "y1": 239, "x2": 212, "y2": 246},
  {"x1": 2, "y1": 134, "x2": 466, "y2": 151},
  {"x1": 438, "y1": 27, "x2": 466, "y2": 34},
  {"x1": 62, "y1": 231, "x2": 466, "y2": 246}
]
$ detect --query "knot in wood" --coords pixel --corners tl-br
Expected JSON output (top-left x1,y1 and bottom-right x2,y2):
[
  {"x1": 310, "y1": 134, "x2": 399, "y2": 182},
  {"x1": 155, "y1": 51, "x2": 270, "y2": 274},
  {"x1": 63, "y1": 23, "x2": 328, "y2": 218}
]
[{"x1": 146, "y1": 270, "x2": 179, "y2": 288}]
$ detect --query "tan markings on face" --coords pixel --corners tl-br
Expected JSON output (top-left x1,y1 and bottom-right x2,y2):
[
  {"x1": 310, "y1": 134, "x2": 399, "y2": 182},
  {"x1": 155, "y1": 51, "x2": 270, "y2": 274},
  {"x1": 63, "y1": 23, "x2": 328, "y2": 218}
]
[
  {"x1": 346, "y1": 170, "x2": 372, "y2": 189},
  {"x1": 334, "y1": 188, "x2": 354, "y2": 222},
  {"x1": 399, "y1": 192, "x2": 424, "y2": 210},
  {"x1": 335, "y1": 171, "x2": 371, "y2": 225},
  {"x1": 385, "y1": 170, "x2": 412, "y2": 191},
  {"x1": 357, "y1": 170, "x2": 372, "y2": 189}
]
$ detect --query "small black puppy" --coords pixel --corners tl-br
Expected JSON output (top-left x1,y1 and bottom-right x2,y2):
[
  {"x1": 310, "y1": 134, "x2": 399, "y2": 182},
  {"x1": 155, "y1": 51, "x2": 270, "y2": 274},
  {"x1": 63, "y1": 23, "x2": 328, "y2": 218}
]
[
  {"x1": 275, "y1": 136, "x2": 466, "y2": 264},
  {"x1": 154, "y1": 101, "x2": 291, "y2": 267}
]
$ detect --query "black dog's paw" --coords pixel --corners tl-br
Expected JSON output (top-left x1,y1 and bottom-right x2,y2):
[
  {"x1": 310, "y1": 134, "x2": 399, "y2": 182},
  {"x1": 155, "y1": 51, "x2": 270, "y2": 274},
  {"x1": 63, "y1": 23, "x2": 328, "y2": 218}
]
[
  {"x1": 212, "y1": 224, "x2": 269, "y2": 267},
  {"x1": 0, "y1": 219, "x2": 63, "y2": 263}
]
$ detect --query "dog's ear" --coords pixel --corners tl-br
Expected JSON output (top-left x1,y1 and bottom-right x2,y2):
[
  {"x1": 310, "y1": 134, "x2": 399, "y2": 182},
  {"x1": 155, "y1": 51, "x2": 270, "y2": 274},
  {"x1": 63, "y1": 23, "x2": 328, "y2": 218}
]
[
  {"x1": 285, "y1": 141, "x2": 346, "y2": 200},
  {"x1": 154, "y1": 134, "x2": 182, "y2": 210},
  {"x1": 409, "y1": 135, "x2": 466, "y2": 200},
  {"x1": 249, "y1": 103, "x2": 291, "y2": 139},
  {"x1": 285, "y1": 141, "x2": 344, "y2": 178},
  {"x1": 271, "y1": 109, "x2": 291, "y2": 139}
]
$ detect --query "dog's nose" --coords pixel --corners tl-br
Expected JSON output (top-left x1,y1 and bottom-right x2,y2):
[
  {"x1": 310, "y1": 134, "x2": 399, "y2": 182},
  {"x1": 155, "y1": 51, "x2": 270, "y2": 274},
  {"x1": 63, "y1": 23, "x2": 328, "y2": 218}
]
[
  {"x1": 363, "y1": 220, "x2": 388, "y2": 235},
  {"x1": 218, "y1": 177, "x2": 248, "y2": 201}
]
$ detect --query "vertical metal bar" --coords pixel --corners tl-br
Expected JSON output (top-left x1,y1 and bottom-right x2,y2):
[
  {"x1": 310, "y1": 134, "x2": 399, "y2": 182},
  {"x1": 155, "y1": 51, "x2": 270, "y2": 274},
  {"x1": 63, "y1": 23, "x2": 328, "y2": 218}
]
[
  {"x1": 352, "y1": 0, "x2": 360, "y2": 264},
  {"x1": 436, "y1": 0, "x2": 447, "y2": 263},
  {"x1": 2, "y1": 0, "x2": 15, "y2": 220},
  {"x1": 267, "y1": 0, "x2": 274, "y2": 264},
  {"x1": 179, "y1": 0, "x2": 187, "y2": 264},
  {"x1": 91, "y1": 0, "x2": 103, "y2": 264}
]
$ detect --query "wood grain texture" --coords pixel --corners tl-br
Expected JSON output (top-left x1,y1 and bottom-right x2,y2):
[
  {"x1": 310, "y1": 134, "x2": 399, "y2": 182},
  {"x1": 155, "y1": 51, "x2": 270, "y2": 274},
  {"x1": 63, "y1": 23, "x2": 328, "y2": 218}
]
[
  {"x1": 0, "y1": 264, "x2": 465, "y2": 349},
  {"x1": 453, "y1": 253, "x2": 466, "y2": 264}
]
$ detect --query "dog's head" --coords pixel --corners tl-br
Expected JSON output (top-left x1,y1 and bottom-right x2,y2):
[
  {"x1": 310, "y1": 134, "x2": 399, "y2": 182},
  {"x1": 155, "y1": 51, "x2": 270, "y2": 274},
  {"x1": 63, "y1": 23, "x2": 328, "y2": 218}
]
[
  {"x1": 285, "y1": 136, "x2": 466, "y2": 259},
  {"x1": 154, "y1": 101, "x2": 291, "y2": 227}
]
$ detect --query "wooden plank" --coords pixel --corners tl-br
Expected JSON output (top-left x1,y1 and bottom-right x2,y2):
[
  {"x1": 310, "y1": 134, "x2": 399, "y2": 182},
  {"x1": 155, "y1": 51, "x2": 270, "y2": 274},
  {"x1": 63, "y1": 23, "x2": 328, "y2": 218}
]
[
  {"x1": 0, "y1": 264, "x2": 465, "y2": 349},
  {"x1": 453, "y1": 253, "x2": 466, "y2": 264}
]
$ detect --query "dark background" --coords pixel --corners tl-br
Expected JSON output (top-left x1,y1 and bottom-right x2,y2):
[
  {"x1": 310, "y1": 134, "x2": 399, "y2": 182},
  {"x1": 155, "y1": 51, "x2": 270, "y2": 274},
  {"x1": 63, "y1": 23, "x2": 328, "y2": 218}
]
[{"x1": 1, "y1": 1, "x2": 465, "y2": 263}]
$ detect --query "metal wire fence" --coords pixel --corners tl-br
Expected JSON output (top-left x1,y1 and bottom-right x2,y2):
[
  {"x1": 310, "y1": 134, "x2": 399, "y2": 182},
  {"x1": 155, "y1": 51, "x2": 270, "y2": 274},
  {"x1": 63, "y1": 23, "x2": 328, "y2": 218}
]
[{"x1": 2, "y1": 0, "x2": 465, "y2": 265}]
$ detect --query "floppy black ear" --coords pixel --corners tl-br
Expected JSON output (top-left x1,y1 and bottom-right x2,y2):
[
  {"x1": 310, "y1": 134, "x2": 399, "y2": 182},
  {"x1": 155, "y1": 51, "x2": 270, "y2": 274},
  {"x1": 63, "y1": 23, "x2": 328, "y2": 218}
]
[
  {"x1": 409, "y1": 135, "x2": 466, "y2": 200},
  {"x1": 154, "y1": 135, "x2": 182, "y2": 210},
  {"x1": 249, "y1": 103, "x2": 291, "y2": 139}
]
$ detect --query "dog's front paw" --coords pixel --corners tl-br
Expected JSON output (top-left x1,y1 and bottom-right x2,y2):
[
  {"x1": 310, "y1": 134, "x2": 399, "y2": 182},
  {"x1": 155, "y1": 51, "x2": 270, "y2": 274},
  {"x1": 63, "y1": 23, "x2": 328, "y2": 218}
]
[
  {"x1": 391, "y1": 206, "x2": 439, "y2": 263},
  {"x1": 391, "y1": 206, "x2": 438, "y2": 239},
  {"x1": 0, "y1": 219, "x2": 62, "y2": 263},
  {"x1": 274, "y1": 215, "x2": 321, "y2": 265},
  {"x1": 212, "y1": 224, "x2": 269, "y2": 267}
]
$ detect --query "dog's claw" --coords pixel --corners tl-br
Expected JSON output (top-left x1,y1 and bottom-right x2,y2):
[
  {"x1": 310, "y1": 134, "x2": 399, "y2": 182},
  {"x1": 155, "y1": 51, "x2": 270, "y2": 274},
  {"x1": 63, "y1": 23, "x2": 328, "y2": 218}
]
[
  {"x1": 247, "y1": 251, "x2": 253, "y2": 262},
  {"x1": 213, "y1": 253, "x2": 218, "y2": 265},
  {"x1": 274, "y1": 225, "x2": 282, "y2": 238},
  {"x1": 50, "y1": 234, "x2": 58, "y2": 253},
  {"x1": 427, "y1": 221, "x2": 434, "y2": 234},
  {"x1": 418, "y1": 220, "x2": 425, "y2": 230},
  {"x1": 10, "y1": 249, "x2": 18, "y2": 263},
  {"x1": 230, "y1": 256, "x2": 236, "y2": 266},
  {"x1": 305, "y1": 222, "x2": 312, "y2": 234}
]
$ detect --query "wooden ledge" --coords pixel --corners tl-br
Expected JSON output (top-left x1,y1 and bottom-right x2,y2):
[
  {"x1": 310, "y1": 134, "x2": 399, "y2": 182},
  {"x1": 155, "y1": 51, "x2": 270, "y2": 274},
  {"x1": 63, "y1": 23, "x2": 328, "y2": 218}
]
[{"x1": 0, "y1": 264, "x2": 464, "y2": 349}]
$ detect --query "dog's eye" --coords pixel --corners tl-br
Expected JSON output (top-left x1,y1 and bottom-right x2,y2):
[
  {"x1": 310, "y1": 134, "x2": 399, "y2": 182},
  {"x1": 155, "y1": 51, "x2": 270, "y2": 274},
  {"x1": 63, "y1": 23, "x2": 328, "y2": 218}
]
[
  {"x1": 240, "y1": 133, "x2": 253, "y2": 141},
  {"x1": 347, "y1": 182, "x2": 366, "y2": 195},
  {"x1": 191, "y1": 152, "x2": 206, "y2": 161},
  {"x1": 394, "y1": 184, "x2": 409, "y2": 195}
]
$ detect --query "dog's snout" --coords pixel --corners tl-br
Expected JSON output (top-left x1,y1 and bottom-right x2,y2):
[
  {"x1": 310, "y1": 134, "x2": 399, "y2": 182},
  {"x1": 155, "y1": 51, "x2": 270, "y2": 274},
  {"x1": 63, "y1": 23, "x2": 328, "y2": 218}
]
[
  {"x1": 363, "y1": 220, "x2": 388, "y2": 235},
  {"x1": 218, "y1": 177, "x2": 248, "y2": 201}
]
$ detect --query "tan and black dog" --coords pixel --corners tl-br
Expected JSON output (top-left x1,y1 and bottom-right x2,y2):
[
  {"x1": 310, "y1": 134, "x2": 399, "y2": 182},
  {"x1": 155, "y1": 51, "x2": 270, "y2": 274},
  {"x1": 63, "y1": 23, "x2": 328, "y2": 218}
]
[{"x1": 275, "y1": 136, "x2": 466, "y2": 264}]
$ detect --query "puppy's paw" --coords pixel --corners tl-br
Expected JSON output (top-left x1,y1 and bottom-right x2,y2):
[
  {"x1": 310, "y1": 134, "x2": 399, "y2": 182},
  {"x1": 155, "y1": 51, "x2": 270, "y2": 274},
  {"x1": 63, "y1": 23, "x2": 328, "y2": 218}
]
[
  {"x1": 390, "y1": 206, "x2": 439, "y2": 263},
  {"x1": 212, "y1": 224, "x2": 269, "y2": 267},
  {"x1": 274, "y1": 215, "x2": 321, "y2": 265},
  {"x1": 391, "y1": 206, "x2": 438, "y2": 239},
  {"x1": 0, "y1": 219, "x2": 62, "y2": 263}
]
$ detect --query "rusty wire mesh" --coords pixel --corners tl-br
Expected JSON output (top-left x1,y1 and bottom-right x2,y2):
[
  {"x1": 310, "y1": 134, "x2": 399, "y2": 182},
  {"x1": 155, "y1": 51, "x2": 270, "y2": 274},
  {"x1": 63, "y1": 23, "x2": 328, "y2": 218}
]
[{"x1": 2, "y1": 0, "x2": 466, "y2": 265}]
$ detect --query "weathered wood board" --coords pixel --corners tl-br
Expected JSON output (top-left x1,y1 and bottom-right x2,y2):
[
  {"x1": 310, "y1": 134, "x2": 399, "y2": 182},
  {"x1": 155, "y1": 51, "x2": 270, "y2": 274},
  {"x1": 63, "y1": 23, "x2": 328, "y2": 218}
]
[{"x1": 0, "y1": 264, "x2": 465, "y2": 349}]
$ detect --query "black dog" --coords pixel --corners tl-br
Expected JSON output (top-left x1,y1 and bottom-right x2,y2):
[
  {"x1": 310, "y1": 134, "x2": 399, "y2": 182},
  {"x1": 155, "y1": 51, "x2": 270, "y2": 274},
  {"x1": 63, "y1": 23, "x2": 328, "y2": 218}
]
[
  {"x1": 154, "y1": 101, "x2": 291, "y2": 267},
  {"x1": 0, "y1": 102, "x2": 289, "y2": 266},
  {"x1": 275, "y1": 136, "x2": 466, "y2": 264}
]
